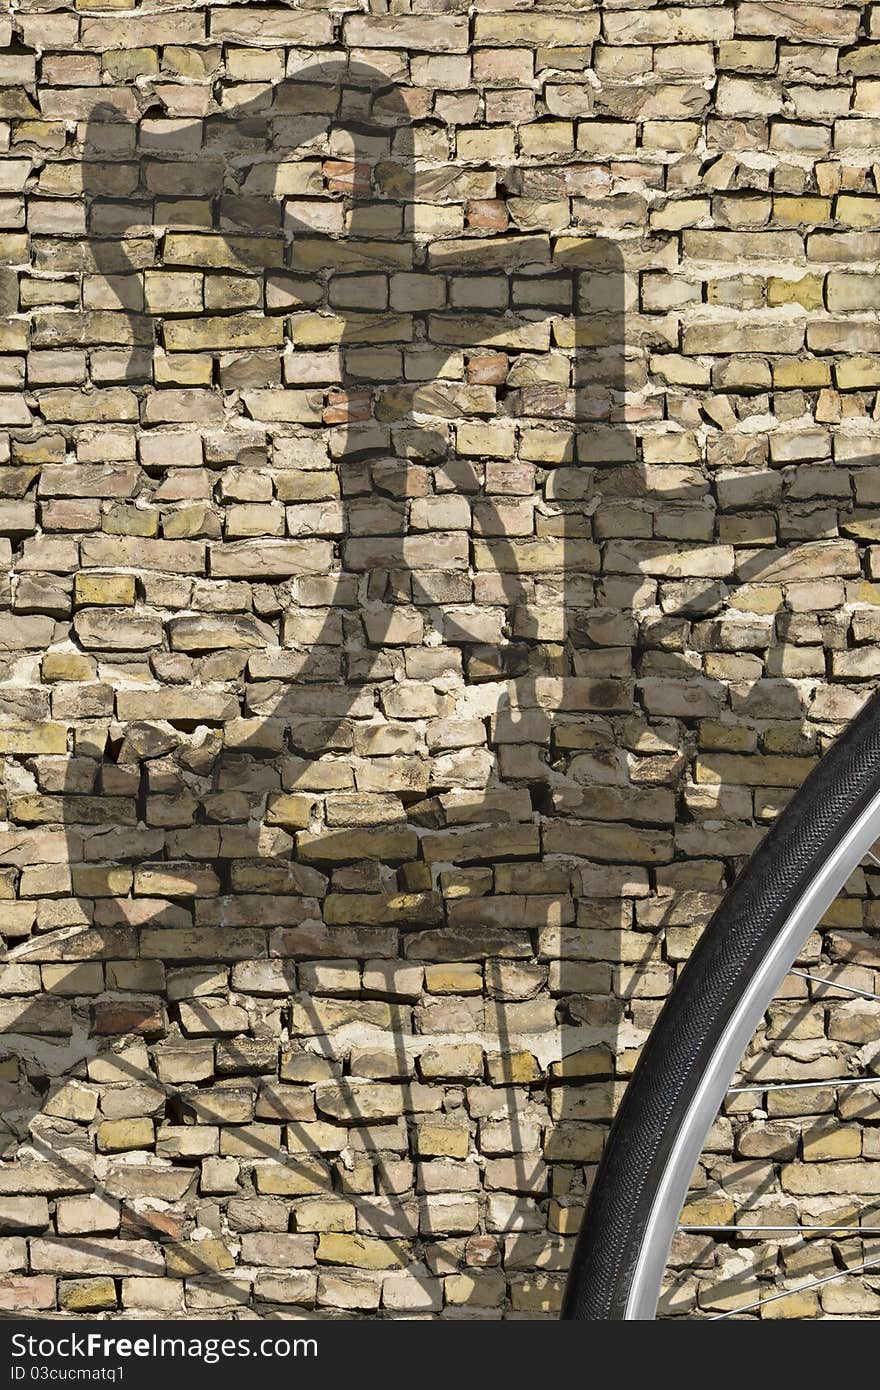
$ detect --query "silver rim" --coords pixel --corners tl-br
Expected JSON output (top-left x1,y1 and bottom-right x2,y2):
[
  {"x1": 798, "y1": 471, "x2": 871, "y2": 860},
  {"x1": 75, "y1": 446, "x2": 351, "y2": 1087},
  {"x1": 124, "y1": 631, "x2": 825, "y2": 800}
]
[{"x1": 623, "y1": 782, "x2": 880, "y2": 1320}]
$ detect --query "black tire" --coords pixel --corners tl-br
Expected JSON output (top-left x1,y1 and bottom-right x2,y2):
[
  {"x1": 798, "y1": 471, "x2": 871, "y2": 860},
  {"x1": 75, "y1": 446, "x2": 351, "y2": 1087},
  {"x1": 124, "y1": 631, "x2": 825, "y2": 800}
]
[{"x1": 561, "y1": 686, "x2": 880, "y2": 1320}]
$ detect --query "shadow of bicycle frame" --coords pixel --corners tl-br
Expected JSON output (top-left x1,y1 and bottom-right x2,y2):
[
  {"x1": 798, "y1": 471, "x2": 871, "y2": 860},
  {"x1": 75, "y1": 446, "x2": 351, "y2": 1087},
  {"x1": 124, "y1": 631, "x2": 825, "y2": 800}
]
[{"x1": 0, "y1": 61, "x2": 834, "y2": 1317}]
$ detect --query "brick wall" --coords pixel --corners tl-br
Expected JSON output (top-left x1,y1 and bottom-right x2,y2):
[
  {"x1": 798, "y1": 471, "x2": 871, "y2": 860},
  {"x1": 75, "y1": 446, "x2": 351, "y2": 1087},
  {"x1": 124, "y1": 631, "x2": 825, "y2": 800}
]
[{"x1": 0, "y1": 0, "x2": 876, "y2": 1319}]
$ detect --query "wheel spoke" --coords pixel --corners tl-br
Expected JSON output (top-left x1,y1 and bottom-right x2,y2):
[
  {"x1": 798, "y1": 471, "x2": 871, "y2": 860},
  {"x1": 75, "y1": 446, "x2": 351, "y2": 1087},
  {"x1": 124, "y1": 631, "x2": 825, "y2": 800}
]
[
  {"x1": 728, "y1": 1075, "x2": 880, "y2": 1094},
  {"x1": 790, "y1": 969, "x2": 880, "y2": 1003},
  {"x1": 709, "y1": 1251, "x2": 880, "y2": 1321},
  {"x1": 680, "y1": 1224, "x2": 880, "y2": 1234}
]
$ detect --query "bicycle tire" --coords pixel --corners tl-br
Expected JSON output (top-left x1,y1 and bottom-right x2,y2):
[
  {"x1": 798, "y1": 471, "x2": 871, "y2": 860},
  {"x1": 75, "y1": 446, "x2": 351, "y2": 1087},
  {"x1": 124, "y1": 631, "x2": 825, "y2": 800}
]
[{"x1": 562, "y1": 685, "x2": 880, "y2": 1320}]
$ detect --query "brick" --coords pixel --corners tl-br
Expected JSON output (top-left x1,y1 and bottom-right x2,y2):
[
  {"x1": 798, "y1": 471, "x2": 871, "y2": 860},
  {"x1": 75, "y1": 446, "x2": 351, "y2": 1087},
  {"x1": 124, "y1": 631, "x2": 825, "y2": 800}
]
[
  {"x1": 473, "y1": 15, "x2": 600, "y2": 45},
  {"x1": 0, "y1": 1276, "x2": 55, "y2": 1311},
  {"x1": 30, "y1": 1239, "x2": 164, "y2": 1277},
  {"x1": 81, "y1": 15, "x2": 204, "y2": 48},
  {"x1": 210, "y1": 541, "x2": 333, "y2": 577},
  {"x1": 344, "y1": 15, "x2": 469, "y2": 50},
  {"x1": 317, "y1": 1233, "x2": 411, "y2": 1270},
  {"x1": 210, "y1": 9, "x2": 332, "y2": 43},
  {"x1": 683, "y1": 312, "x2": 805, "y2": 354},
  {"x1": 736, "y1": 2, "x2": 860, "y2": 43}
]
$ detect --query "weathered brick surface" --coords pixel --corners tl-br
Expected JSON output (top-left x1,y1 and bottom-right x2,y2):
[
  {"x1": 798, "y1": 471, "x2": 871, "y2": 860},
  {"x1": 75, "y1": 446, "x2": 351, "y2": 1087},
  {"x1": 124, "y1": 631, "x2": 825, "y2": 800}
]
[{"x1": 0, "y1": 0, "x2": 877, "y2": 1322}]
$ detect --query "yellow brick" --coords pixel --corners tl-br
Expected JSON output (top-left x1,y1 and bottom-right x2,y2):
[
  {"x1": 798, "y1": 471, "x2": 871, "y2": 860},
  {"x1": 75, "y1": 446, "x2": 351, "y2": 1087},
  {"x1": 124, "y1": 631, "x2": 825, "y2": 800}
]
[
  {"x1": 474, "y1": 14, "x2": 600, "y2": 45},
  {"x1": 699, "y1": 720, "x2": 756, "y2": 752},
  {"x1": 850, "y1": 580, "x2": 880, "y2": 606},
  {"x1": 0, "y1": 723, "x2": 67, "y2": 754},
  {"x1": 0, "y1": 235, "x2": 28, "y2": 263},
  {"x1": 767, "y1": 275, "x2": 824, "y2": 310},
  {"x1": 772, "y1": 359, "x2": 831, "y2": 389},
  {"x1": 42, "y1": 652, "x2": 95, "y2": 682},
  {"x1": 60, "y1": 1278, "x2": 116, "y2": 1313},
  {"x1": 727, "y1": 584, "x2": 784, "y2": 616},
  {"x1": 143, "y1": 270, "x2": 202, "y2": 314},
  {"x1": 155, "y1": 353, "x2": 213, "y2": 387},
  {"x1": 548, "y1": 1201, "x2": 583, "y2": 1235},
  {"x1": 486, "y1": 1052, "x2": 541, "y2": 1085},
  {"x1": 424, "y1": 962, "x2": 483, "y2": 995},
  {"x1": 444, "y1": 1270, "x2": 506, "y2": 1306},
  {"x1": 519, "y1": 121, "x2": 574, "y2": 157},
  {"x1": 74, "y1": 573, "x2": 136, "y2": 606},
  {"x1": 316, "y1": 1233, "x2": 410, "y2": 1270},
  {"x1": 510, "y1": 1274, "x2": 565, "y2": 1313},
  {"x1": 836, "y1": 357, "x2": 880, "y2": 389},
  {"x1": 455, "y1": 421, "x2": 516, "y2": 458},
  {"x1": 415, "y1": 1122, "x2": 470, "y2": 1159},
  {"x1": 97, "y1": 1118, "x2": 154, "y2": 1153},
  {"x1": 265, "y1": 793, "x2": 314, "y2": 829},
  {"x1": 543, "y1": 1127, "x2": 604, "y2": 1163},
  {"x1": 695, "y1": 753, "x2": 815, "y2": 788},
  {"x1": 456, "y1": 127, "x2": 516, "y2": 162},
  {"x1": 835, "y1": 194, "x2": 880, "y2": 227},
  {"x1": 519, "y1": 428, "x2": 575, "y2": 464},
  {"x1": 164, "y1": 232, "x2": 284, "y2": 270},
  {"x1": 72, "y1": 865, "x2": 133, "y2": 897},
  {"x1": 680, "y1": 1196, "x2": 735, "y2": 1227},
  {"x1": 773, "y1": 196, "x2": 831, "y2": 224},
  {"x1": 164, "y1": 315, "x2": 283, "y2": 352},
  {"x1": 164, "y1": 1240, "x2": 235, "y2": 1277},
  {"x1": 802, "y1": 1124, "x2": 861, "y2": 1160},
  {"x1": 549, "y1": 1047, "x2": 610, "y2": 1080},
  {"x1": 761, "y1": 1289, "x2": 820, "y2": 1319},
  {"x1": 41, "y1": 963, "x2": 104, "y2": 995}
]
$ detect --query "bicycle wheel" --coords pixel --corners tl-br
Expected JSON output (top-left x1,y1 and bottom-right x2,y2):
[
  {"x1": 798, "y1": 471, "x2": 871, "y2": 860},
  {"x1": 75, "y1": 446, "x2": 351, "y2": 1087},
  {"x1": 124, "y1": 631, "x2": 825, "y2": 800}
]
[{"x1": 562, "y1": 685, "x2": 880, "y2": 1320}]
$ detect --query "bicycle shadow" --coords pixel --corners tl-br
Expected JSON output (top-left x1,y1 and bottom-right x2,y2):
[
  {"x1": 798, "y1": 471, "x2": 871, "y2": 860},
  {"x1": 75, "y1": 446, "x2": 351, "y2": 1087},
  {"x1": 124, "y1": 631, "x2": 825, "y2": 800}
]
[{"x1": 0, "y1": 61, "x2": 836, "y2": 1316}]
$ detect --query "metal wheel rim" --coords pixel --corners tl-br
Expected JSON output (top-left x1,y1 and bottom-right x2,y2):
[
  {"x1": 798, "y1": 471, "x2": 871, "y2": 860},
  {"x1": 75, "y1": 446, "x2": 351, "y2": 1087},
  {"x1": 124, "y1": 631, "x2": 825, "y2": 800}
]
[{"x1": 624, "y1": 782, "x2": 880, "y2": 1319}]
